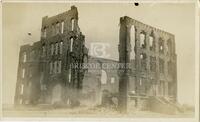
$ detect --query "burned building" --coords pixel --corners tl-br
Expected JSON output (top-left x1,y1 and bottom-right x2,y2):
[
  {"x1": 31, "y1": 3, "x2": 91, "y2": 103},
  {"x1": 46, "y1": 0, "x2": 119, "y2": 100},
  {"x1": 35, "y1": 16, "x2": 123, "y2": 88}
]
[
  {"x1": 14, "y1": 6, "x2": 178, "y2": 113},
  {"x1": 119, "y1": 16, "x2": 177, "y2": 99},
  {"x1": 118, "y1": 16, "x2": 177, "y2": 113},
  {"x1": 14, "y1": 6, "x2": 88, "y2": 105}
]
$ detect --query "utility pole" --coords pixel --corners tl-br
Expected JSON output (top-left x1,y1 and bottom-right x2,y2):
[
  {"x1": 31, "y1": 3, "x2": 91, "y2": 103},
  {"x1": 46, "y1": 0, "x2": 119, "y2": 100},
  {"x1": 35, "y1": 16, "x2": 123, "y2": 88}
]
[{"x1": 118, "y1": 16, "x2": 131, "y2": 113}]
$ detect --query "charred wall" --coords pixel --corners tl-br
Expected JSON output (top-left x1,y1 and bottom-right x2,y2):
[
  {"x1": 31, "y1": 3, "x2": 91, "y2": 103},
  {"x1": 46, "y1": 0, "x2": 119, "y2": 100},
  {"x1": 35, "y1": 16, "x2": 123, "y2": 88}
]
[
  {"x1": 14, "y1": 42, "x2": 42, "y2": 105},
  {"x1": 119, "y1": 16, "x2": 177, "y2": 101},
  {"x1": 14, "y1": 6, "x2": 88, "y2": 105}
]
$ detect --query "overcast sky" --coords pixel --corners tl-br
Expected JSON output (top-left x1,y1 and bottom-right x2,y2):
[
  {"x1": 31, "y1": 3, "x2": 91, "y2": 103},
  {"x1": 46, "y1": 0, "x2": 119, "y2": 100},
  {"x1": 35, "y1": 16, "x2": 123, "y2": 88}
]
[{"x1": 2, "y1": 3, "x2": 196, "y2": 105}]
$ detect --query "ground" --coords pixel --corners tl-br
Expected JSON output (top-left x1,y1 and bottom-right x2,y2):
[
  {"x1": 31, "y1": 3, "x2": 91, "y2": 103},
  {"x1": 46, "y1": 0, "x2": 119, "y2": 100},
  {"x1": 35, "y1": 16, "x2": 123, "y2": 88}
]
[{"x1": 2, "y1": 104, "x2": 194, "y2": 118}]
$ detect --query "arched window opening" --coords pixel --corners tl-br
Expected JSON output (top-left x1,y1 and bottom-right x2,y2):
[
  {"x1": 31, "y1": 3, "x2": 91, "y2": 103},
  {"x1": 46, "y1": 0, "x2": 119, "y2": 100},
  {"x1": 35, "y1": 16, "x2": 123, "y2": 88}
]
[
  {"x1": 149, "y1": 35, "x2": 155, "y2": 51},
  {"x1": 70, "y1": 38, "x2": 74, "y2": 52},
  {"x1": 101, "y1": 70, "x2": 107, "y2": 84},
  {"x1": 139, "y1": 79, "x2": 142, "y2": 86},
  {"x1": 140, "y1": 32, "x2": 146, "y2": 48},
  {"x1": 56, "y1": 22, "x2": 60, "y2": 34},
  {"x1": 140, "y1": 53, "x2": 147, "y2": 71},
  {"x1": 52, "y1": 24, "x2": 55, "y2": 36},
  {"x1": 23, "y1": 52, "x2": 27, "y2": 63},
  {"x1": 20, "y1": 84, "x2": 24, "y2": 95},
  {"x1": 61, "y1": 21, "x2": 64, "y2": 34},
  {"x1": 54, "y1": 61, "x2": 57, "y2": 74},
  {"x1": 71, "y1": 19, "x2": 75, "y2": 31},
  {"x1": 42, "y1": 45, "x2": 45, "y2": 56},
  {"x1": 58, "y1": 60, "x2": 62, "y2": 73},
  {"x1": 22, "y1": 68, "x2": 25, "y2": 78},
  {"x1": 150, "y1": 56, "x2": 156, "y2": 72},
  {"x1": 149, "y1": 31, "x2": 155, "y2": 51},
  {"x1": 159, "y1": 38, "x2": 164, "y2": 54},
  {"x1": 60, "y1": 41, "x2": 63, "y2": 54},
  {"x1": 111, "y1": 77, "x2": 115, "y2": 84},
  {"x1": 43, "y1": 27, "x2": 47, "y2": 38},
  {"x1": 68, "y1": 69, "x2": 71, "y2": 83},
  {"x1": 55, "y1": 42, "x2": 58, "y2": 55},
  {"x1": 130, "y1": 25, "x2": 136, "y2": 60},
  {"x1": 51, "y1": 44, "x2": 54, "y2": 55}
]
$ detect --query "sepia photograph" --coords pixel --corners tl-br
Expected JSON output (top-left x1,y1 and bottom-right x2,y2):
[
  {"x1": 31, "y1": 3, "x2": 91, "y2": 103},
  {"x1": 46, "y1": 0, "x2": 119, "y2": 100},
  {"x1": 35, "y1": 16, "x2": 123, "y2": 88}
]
[{"x1": 1, "y1": 1, "x2": 198, "y2": 120}]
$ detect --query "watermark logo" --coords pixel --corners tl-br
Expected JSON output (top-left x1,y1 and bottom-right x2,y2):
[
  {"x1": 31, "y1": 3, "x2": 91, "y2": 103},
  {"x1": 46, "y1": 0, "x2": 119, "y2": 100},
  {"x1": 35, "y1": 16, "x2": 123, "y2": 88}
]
[{"x1": 90, "y1": 42, "x2": 110, "y2": 58}]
